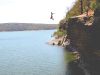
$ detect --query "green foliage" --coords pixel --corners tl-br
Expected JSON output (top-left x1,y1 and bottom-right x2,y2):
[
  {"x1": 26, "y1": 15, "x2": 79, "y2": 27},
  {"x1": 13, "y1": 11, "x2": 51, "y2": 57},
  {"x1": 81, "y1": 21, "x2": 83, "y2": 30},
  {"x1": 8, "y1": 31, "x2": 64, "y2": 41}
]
[
  {"x1": 65, "y1": 52, "x2": 78, "y2": 62},
  {"x1": 68, "y1": 0, "x2": 81, "y2": 16},
  {"x1": 94, "y1": 2, "x2": 100, "y2": 11},
  {"x1": 90, "y1": 1, "x2": 97, "y2": 10},
  {"x1": 65, "y1": 0, "x2": 100, "y2": 19},
  {"x1": 57, "y1": 19, "x2": 67, "y2": 30},
  {"x1": 65, "y1": 0, "x2": 97, "y2": 19},
  {"x1": 65, "y1": 15, "x2": 70, "y2": 20},
  {"x1": 54, "y1": 19, "x2": 67, "y2": 37},
  {"x1": 92, "y1": 2, "x2": 100, "y2": 16},
  {"x1": 90, "y1": 0, "x2": 100, "y2": 11},
  {"x1": 89, "y1": 16, "x2": 94, "y2": 22},
  {"x1": 55, "y1": 0, "x2": 100, "y2": 38},
  {"x1": 54, "y1": 30, "x2": 67, "y2": 37},
  {"x1": 90, "y1": 16, "x2": 93, "y2": 20},
  {"x1": 64, "y1": 0, "x2": 100, "y2": 24},
  {"x1": 83, "y1": 6, "x2": 87, "y2": 13},
  {"x1": 58, "y1": 20, "x2": 63, "y2": 30}
]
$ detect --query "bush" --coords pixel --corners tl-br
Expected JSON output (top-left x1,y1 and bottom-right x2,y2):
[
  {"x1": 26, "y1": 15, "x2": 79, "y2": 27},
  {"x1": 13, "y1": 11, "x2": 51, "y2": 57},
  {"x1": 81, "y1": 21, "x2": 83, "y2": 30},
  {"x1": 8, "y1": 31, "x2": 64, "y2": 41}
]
[
  {"x1": 89, "y1": 16, "x2": 94, "y2": 22},
  {"x1": 54, "y1": 30, "x2": 67, "y2": 37},
  {"x1": 94, "y1": 3, "x2": 100, "y2": 11},
  {"x1": 90, "y1": 1, "x2": 97, "y2": 10},
  {"x1": 94, "y1": 3, "x2": 100, "y2": 16}
]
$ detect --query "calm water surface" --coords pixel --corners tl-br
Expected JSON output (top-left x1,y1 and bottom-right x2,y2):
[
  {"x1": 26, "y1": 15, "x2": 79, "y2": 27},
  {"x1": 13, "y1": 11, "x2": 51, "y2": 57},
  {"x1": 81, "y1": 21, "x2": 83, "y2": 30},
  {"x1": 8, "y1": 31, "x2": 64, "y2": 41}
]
[{"x1": 0, "y1": 30, "x2": 84, "y2": 75}]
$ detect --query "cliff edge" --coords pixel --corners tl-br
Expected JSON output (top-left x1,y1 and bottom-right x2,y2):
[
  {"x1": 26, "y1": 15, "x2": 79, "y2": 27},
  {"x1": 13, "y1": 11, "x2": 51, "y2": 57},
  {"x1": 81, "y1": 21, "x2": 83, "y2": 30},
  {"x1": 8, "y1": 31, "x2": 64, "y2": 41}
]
[{"x1": 66, "y1": 11, "x2": 100, "y2": 75}]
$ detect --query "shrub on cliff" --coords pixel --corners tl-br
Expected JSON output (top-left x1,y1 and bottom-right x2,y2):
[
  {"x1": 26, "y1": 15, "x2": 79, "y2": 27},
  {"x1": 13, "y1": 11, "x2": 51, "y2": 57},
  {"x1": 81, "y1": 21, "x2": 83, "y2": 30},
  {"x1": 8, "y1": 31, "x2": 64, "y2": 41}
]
[
  {"x1": 90, "y1": 1, "x2": 100, "y2": 11},
  {"x1": 54, "y1": 30, "x2": 67, "y2": 38},
  {"x1": 94, "y1": 3, "x2": 100, "y2": 16},
  {"x1": 90, "y1": 1, "x2": 97, "y2": 10}
]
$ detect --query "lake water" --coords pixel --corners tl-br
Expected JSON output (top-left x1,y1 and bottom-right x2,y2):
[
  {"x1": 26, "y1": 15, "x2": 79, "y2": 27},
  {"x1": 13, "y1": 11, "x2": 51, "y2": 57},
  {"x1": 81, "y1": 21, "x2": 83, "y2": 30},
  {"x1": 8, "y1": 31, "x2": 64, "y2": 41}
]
[{"x1": 0, "y1": 30, "x2": 84, "y2": 75}]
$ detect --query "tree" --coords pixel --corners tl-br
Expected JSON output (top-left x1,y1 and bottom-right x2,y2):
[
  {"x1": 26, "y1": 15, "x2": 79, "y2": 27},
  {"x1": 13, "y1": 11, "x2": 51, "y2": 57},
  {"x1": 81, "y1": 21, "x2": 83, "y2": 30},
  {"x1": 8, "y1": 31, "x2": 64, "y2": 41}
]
[{"x1": 81, "y1": 0, "x2": 83, "y2": 14}]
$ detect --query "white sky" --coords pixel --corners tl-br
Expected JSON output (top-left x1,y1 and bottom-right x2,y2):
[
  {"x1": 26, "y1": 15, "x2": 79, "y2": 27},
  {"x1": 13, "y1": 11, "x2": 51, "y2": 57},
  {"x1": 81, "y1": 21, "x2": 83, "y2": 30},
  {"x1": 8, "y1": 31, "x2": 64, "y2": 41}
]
[{"x1": 0, "y1": 0, "x2": 76, "y2": 24}]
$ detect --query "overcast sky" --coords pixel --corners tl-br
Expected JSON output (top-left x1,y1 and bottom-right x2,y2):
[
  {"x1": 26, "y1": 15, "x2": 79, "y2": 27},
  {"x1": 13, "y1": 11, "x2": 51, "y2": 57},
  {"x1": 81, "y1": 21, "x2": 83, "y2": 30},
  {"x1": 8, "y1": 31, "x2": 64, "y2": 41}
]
[{"x1": 0, "y1": 0, "x2": 76, "y2": 24}]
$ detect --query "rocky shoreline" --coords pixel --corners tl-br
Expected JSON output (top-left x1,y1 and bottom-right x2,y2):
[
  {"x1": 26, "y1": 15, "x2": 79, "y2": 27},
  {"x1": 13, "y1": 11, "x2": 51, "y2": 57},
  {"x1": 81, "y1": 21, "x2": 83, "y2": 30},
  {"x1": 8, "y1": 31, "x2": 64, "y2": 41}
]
[
  {"x1": 65, "y1": 45, "x2": 90, "y2": 75},
  {"x1": 45, "y1": 35, "x2": 69, "y2": 46},
  {"x1": 46, "y1": 35, "x2": 87, "y2": 74},
  {"x1": 46, "y1": 9, "x2": 100, "y2": 75},
  {"x1": 66, "y1": 12, "x2": 100, "y2": 75},
  {"x1": 45, "y1": 35, "x2": 90, "y2": 74}
]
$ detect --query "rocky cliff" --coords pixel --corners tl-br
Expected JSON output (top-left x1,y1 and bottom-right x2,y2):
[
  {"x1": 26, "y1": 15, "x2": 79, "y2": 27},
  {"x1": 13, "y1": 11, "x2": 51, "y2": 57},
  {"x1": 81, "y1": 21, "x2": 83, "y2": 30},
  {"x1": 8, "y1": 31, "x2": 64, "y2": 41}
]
[
  {"x1": 66, "y1": 14, "x2": 100, "y2": 75},
  {"x1": 46, "y1": 35, "x2": 68, "y2": 46}
]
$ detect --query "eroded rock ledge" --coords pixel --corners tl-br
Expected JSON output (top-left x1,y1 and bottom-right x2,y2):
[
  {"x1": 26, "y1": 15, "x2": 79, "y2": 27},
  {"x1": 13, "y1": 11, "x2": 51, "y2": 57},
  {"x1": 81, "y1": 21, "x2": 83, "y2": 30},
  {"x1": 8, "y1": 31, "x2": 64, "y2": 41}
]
[
  {"x1": 45, "y1": 35, "x2": 69, "y2": 46},
  {"x1": 66, "y1": 14, "x2": 100, "y2": 75}
]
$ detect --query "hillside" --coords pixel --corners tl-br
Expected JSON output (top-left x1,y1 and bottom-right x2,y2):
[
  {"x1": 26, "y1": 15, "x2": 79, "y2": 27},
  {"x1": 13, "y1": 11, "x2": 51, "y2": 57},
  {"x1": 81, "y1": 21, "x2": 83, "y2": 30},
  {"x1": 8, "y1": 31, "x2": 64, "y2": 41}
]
[{"x1": 0, "y1": 23, "x2": 58, "y2": 31}]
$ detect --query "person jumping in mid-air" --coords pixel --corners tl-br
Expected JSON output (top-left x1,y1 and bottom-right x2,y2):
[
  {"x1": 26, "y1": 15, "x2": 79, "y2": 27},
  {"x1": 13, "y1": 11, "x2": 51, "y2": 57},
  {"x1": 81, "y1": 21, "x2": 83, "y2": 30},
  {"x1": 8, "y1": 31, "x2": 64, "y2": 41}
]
[{"x1": 50, "y1": 12, "x2": 54, "y2": 20}]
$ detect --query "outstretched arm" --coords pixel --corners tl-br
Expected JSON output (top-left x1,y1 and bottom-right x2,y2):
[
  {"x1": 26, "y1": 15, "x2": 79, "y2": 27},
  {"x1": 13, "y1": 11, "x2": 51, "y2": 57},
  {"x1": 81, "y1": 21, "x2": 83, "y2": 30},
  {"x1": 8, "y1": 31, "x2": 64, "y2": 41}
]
[{"x1": 51, "y1": 12, "x2": 55, "y2": 14}]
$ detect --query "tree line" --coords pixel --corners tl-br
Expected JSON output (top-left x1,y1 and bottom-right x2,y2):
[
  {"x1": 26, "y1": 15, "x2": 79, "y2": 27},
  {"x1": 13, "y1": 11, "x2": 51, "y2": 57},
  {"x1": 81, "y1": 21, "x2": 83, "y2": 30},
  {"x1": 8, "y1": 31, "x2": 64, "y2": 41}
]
[
  {"x1": 0, "y1": 23, "x2": 58, "y2": 31},
  {"x1": 66, "y1": 0, "x2": 100, "y2": 20}
]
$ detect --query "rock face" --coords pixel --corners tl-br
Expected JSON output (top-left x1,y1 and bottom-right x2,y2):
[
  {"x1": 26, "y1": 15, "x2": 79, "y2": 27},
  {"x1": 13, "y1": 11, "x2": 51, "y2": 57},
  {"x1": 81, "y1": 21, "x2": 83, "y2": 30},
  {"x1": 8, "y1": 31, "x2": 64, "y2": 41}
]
[
  {"x1": 66, "y1": 15, "x2": 100, "y2": 75},
  {"x1": 45, "y1": 35, "x2": 69, "y2": 46}
]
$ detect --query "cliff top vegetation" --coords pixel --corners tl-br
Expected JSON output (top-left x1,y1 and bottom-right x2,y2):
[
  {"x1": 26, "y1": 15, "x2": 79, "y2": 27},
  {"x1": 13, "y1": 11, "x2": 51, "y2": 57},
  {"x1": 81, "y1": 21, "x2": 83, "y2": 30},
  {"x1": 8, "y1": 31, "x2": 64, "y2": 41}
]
[{"x1": 54, "y1": 0, "x2": 100, "y2": 37}]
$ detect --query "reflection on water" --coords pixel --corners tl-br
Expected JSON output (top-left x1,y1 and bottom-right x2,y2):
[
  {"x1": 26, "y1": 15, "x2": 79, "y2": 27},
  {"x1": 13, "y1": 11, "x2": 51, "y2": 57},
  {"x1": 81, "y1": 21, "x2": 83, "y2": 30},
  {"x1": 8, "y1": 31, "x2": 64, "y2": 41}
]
[{"x1": 0, "y1": 30, "x2": 84, "y2": 75}]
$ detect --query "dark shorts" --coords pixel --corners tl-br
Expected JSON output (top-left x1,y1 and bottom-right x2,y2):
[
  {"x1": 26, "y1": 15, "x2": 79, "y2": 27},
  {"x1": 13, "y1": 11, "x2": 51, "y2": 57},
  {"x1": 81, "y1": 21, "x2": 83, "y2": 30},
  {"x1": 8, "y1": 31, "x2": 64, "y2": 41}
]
[{"x1": 87, "y1": 10, "x2": 88, "y2": 12}]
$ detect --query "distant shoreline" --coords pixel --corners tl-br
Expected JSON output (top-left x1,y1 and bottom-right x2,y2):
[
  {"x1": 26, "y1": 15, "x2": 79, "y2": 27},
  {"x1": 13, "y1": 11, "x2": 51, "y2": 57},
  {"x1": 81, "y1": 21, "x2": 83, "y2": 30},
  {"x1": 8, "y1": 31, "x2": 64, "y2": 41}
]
[
  {"x1": 0, "y1": 23, "x2": 58, "y2": 32},
  {"x1": 0, "y1": 29, "x2": 57, "y2": 32}
]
